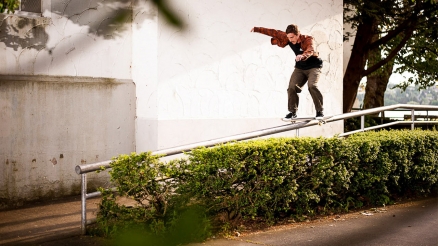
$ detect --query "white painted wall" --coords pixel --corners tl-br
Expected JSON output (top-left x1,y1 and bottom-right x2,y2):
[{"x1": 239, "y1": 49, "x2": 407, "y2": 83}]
[
  {"x1": 134, "y1": 0, "x2": 344, "y2": 151},
  {"x1": 343, "y1": 7, "x2": 355, "y2": 75}
]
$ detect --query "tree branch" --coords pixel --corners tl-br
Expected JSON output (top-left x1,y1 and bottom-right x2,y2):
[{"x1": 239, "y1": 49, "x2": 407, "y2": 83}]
[
  {"x1": 369, "y1": 2, "x2": 438, "y2": 50},
  {"x1": 369, "y1": 12, "x2": 417, "y2": 50},
  {"x1": 363, "y1": 27, "x2": 415, "y2": 77}
]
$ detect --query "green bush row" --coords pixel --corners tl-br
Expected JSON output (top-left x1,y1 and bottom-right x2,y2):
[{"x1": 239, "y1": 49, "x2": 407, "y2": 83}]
[{"x1": 93, "y1": 129, "x2": 438, "y2": 242}]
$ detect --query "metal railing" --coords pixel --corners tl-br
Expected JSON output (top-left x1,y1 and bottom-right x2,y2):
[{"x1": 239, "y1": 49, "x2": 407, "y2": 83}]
[
  {"x1": 337, "y1": 104, "x2": 438, "y2": 136},
  {"x1": 75, "y1": 104, "x2": 438, "y2": 234}
]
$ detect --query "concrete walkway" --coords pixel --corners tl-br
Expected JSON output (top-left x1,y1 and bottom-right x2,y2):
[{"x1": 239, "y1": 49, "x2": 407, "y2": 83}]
[{"x1": 1, "y1": 195, "x2": 437, "y2": 246}]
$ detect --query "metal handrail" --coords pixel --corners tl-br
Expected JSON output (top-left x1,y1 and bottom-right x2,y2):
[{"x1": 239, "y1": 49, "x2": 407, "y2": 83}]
[{"x1": 75, "y1": 104, "x2": 438, "y2": 234}]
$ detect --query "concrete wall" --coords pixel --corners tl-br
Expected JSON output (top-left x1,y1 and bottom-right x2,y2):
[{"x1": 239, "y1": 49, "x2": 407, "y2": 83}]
[
  {"x1": 133, "y1": 0, "x2": 344, "y2": 151},
  {"x1": 0, "y1": 1, "x2": 135, "y2": 208}
]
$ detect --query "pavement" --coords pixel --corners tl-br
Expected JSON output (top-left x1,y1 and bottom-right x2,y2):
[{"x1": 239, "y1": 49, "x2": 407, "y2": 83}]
[{"x1": 0, "y1": 195, "x2": 437, "y2": 246}]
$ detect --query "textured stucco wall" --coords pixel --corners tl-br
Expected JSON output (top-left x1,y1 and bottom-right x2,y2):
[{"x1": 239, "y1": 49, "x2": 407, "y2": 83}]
[{"x1": 134, "y1": 0, "x2": 344, "y2": 151}]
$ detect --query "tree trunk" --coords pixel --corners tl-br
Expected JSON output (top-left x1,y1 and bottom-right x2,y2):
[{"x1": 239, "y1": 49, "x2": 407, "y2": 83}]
[
  {"x1": 363, "y1": 61, "x2": 394, "y2": 110},
  {"x1": 343, "y1": 17, "x2": 377, "y2": 113},
  {"x1": 363, "y1": 30, "x2": 395, "y2": 110}
]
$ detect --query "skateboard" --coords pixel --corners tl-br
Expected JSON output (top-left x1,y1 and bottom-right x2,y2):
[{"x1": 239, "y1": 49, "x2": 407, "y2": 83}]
[{"x1": 281, "y1": 116, "x2": 331, "y2": 126}]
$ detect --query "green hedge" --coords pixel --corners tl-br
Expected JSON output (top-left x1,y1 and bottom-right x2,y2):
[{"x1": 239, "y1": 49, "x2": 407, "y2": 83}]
[{"x1": 93, "y1": 129, "x2": 438, "y2": 241}]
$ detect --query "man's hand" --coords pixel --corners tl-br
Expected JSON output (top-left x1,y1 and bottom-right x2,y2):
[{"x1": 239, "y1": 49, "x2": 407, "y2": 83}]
[{"x1": 295, "y1": 55, "x2": 303, "y2": 61}]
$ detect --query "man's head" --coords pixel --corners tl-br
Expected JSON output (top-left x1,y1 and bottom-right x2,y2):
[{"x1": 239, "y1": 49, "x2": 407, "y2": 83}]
[{"x1": 286, "y1": 24, "x2": 300, "y2": 44}]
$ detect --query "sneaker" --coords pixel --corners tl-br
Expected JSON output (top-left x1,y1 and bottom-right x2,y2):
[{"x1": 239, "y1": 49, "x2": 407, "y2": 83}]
[
  {"x1": 315, "y1": 111, "x2": 324, "y2": 119},
  {"x1": 282, "y1": 112, "x2": 297, "y2": 121}
]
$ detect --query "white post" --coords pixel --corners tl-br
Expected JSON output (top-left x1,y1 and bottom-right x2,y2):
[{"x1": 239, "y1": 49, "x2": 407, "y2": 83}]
[
  {"x1": 81, "y1": 174, "x2": 87, "y2": 235},
  {"x1": 411, "y1": 109, "x2": 415, "y2": 130}
]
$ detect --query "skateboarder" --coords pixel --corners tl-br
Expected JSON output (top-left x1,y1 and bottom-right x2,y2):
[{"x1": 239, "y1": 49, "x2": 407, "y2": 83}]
[{"x1": 251, "y1": 24, "x2": 324, "y2": 120}]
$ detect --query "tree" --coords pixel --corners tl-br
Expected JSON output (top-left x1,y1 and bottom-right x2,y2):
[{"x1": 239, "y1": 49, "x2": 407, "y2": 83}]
[
  {"x1": 343, "y1": 0, "x2": 438, "y2": 113},
  {"x1": 394, "y1": 8, "x2": 438, "y2": 91},
  {"x1": 363, "y1": 25, "x2": 395, "y2": 111}
]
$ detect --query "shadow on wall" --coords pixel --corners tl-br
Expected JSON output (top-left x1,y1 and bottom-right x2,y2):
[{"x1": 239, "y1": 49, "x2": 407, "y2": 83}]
[
  {"x1": 0, "y1": 0, "x2": 147, "y2": 52},
  {"x1": 0, "y1": 14, "x2": 49, "y2": 51}
]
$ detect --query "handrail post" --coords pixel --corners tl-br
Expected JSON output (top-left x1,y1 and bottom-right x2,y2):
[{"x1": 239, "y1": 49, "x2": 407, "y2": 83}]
[
  {"x1": 361, "y1": 115, "x2": 365, "y2": 132},
  {"x1": 81, "y1": 173, "x2": 87, "y2": 235},
  {"x1": 411, "y1": 109, "x2": 415, "y2": 130}
]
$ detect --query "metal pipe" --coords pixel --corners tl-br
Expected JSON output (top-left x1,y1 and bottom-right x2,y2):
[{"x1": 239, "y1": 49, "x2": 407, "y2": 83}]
[
  {"x1": 75, "y1": 104, "x2": 438, "y2": 175},
  {"x1": 81, "y1": 174, "x2": 87, "y2": 235},
  {"x1": 338, "y1": 121, "x2": 438, "y2": 137},
  {"x1": 86, "y1": 187, "x2": 118, "y2": 199},
  {"x1": 75, "y1": 160, "x2": 111, "y2": 174},
  {"x1": 75, "y1": 120, "x2": 320, "y2": 174},
  {"x1": 411, "y1": 109, "x2": 415, "y2": 130},
  {"x1": 86, "y1": 191, "x2": 102, "y2": 199},
  {"x1": 328, "y1": 104, "x2": 438, "y2": 123},
  {"x1": 338, "y1": 129, "x2": 363, "y2": 137},
  {"x1": 361, "y1": 121, "x2": 400, "y2": 131},
  {"x1": 151, "y1": 120, "x2": 314, "y2": 156}
]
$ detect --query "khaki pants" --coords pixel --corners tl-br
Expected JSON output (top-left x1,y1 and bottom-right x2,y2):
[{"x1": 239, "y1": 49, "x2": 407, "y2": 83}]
[{"x1": 287, "y1": 67, "x2": 323, "y2": 113}]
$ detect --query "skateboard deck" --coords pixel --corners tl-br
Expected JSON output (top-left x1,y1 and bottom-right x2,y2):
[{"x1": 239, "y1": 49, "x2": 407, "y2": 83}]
[{"x1": 281, "y1": 116, "x2": 332, "y2": 126}]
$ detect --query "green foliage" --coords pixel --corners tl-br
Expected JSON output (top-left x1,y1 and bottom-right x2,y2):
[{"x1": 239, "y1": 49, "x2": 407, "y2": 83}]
[
  {"x1": 106, "y1": 205, "x2": 211, "y2": 246},
  {"x1": 109, "y1": 152, "x2": 174, "y2": 217},
  {"x1": 179, "y1": 138, "x2": 356, "y2": 222},
  {"x1": 0, "y1": 0, "x2": 19, "y2": 14},
  {"x1": 94, "y1": 130, "x2": 438, "y2": 239},
  {"x1": 92, "y1": 152, "x2": 211, "y2": 243},
  {"x1": 343, "y1": 0, "x2": 438, "y2": 112}
]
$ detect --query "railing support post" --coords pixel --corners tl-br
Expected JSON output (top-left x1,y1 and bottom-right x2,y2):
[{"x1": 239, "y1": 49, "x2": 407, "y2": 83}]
[
  {"x1": 411, "y1": 109, "x2": 415, "y2": 130},
  {"x1": 361, "y1": 115, "x2": 365, "y2": 132},
  {"x1": 81, "y1": 173, "x2": 87, "y2": 235}
]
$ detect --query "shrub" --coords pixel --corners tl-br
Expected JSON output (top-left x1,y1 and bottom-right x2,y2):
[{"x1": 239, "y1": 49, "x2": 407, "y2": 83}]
[
  {"x1": 93, "y1": 129, "x2": 438, "y2": 239},
  {"x1": 92, "y1": 152, "x2": 212, "y2": 243}
]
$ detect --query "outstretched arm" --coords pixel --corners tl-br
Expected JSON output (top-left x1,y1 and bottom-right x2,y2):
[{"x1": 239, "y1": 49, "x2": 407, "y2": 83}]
[{"x1": 251, "y1": 27, "x2": 289, "y2": 48}]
